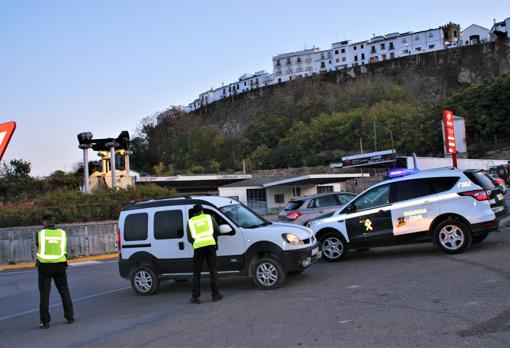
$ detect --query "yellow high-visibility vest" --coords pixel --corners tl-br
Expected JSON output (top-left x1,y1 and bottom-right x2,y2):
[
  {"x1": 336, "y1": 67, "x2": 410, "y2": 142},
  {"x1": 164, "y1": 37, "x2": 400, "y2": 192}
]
[
  {"x1": 36, "y1": 228, "x2": 67, "y2": 263},
  {"x1": 188, "y1": 214, "x2": 216, "y2": 249}
]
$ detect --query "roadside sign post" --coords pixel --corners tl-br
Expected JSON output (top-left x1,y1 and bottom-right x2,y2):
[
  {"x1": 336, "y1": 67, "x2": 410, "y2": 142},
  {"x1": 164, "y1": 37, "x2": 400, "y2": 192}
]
[
  {"x1": 442, "y1": 110, "x2": 457, "y2": 168},
  {"x1": 0, "y1": 121, "x2": 16, "y2": 162}
]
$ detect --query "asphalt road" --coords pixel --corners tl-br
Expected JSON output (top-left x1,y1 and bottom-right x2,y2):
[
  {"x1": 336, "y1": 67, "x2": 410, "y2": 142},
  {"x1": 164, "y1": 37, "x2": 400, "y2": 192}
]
[{"x1": 1, "y1": 226, "x2": 510, "y2": 347}]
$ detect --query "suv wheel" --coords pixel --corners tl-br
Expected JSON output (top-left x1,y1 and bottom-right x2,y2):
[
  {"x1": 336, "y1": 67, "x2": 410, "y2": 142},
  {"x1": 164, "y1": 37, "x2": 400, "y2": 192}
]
[
  {"x1": 434, "y1": 219, "x2": 472, "y2": 254},
  {"x1": 320, "y1": 231, "x2": 348, "y2": 262},
  {"x1": 251, "y1": 257, "x2": 286, "y2": 290},
  {"x1": 131, "y1": 266, "x2": 160, "y2": 296}
]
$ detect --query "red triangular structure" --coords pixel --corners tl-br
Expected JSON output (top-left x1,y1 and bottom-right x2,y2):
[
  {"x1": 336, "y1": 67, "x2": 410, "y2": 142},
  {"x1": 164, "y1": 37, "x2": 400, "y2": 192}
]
[{"x1": 0, "y1": 121, "x2": 16, "y2": 161}]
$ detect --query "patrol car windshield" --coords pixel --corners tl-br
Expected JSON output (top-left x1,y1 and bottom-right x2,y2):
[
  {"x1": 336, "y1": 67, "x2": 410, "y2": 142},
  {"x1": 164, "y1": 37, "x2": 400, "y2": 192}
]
[{"x1": 219, "y1": 204, "x2": 270, "y2": 228}]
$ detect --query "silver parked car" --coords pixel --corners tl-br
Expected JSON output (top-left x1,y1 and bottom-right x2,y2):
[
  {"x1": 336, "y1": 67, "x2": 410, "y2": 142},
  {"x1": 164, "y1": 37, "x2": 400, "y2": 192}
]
[{"x1": 278, "y1": 192, "x2": 357, "y2": 225}]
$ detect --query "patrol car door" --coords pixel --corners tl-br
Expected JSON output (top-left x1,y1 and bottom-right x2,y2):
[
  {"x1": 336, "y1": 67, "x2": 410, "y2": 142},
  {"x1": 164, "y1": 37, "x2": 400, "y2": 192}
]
[
  {"x1": 344, "y1": 183, "x2": 393, "y2": 246},
  {"x1": 390, "y1": 178, "x2": 439, "y2": 236},
  {"x1": 152, "y1": 207, "x2": 194, "y2": 273},
  {"x1": 202, "y1": 208, "x2": 245, "y2": 272}
]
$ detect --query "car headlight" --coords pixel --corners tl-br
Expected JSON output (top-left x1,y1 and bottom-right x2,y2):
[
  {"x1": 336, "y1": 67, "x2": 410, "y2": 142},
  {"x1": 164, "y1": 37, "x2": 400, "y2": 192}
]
[{"x1": 282, "y1": 233, "x2": 304, "y2": 245}]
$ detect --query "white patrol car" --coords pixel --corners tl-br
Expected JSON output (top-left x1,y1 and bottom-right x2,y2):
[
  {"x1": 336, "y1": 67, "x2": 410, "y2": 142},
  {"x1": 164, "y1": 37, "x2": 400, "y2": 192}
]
[
  {"x1": 118, "y1": 196, "x2": 320, "y2": 295},
  {"x1": 309, "y1": 168, "x2": 507, "y2": 261}
]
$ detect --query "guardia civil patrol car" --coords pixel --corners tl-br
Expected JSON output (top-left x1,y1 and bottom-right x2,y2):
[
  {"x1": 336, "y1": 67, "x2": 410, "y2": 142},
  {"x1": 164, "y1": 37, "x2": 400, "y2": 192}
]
[
  {"x1": 309, "y1": 168, "x2": 507, "y2": 261},
  {"x1": 118, "y1": 196, "x2": 320, "y2": 295}
]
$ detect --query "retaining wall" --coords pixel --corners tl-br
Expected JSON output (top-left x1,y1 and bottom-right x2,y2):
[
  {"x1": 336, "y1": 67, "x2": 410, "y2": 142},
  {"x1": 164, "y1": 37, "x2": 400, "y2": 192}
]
[{"x1": 0, "y1": 221, "x2": 118, "y2": 263}]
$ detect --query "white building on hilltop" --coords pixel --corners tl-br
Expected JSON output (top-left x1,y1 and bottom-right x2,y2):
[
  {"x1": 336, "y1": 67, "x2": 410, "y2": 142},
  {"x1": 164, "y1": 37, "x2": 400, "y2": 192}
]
[
  {"x1": 461, "y1": 24, "x2": 489, "y2": 45},
  {"x1": 490, "y1": 17, "x2": 510, "y2": 40},
  {"x1": 183, "y1": 19, "x2": 510, "y2": 112},
  {"x1": 272, "y1": 48, "x2": 319, "y2": 83}
]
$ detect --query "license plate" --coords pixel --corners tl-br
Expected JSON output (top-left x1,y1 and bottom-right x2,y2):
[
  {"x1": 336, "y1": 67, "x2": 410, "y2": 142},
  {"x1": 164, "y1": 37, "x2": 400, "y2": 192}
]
[
  {"x1": 312, "y1": 247, "x2": 319, "y2": 256},
  {"x1": 497, "y1": 193, "x2": 504, "y2": 201}
]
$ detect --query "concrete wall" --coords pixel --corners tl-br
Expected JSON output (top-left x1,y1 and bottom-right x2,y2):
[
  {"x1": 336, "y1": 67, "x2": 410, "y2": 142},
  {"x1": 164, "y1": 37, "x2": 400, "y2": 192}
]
[{"x1": 0, "y1": 221, "x2": 118, "y2": 263}]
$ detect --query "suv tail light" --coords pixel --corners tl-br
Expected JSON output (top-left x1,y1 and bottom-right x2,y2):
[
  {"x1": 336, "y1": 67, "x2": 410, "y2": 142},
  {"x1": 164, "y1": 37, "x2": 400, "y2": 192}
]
[
  {"x1": 117, "y1": 227, "x2": 122, "y2": 259},
  {"x1": 286, "y1": 211, "x2": 302, "y2": 221},
  {"x1": 458, "y1": 189, "x2": 491, "y2": 201}
]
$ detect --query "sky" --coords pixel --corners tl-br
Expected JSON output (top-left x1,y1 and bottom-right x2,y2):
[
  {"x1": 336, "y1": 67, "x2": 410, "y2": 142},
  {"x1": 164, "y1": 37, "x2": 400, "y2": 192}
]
[{"x1": 0, "y1": 0, "x2": 507, "y2": 176}]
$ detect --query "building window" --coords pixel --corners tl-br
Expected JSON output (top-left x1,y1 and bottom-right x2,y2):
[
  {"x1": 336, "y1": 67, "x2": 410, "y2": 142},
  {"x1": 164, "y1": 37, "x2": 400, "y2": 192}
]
[
  {"x1": 389, "y1": 42, "x2": 394, "y2": 50},
  {"x1": 429, "y1": 44, "x2": 435, "y2": 49},
  {"x1": 335, "y1": 49, "x2": 339, "y2": 54},
  {"x1": 353, "y1": 46, "x2": 357, "y2": 50},
  {"x1": 415, "y1": 35, "x2": 420, "y2": 40},
  {"x1": 274, "y1": 194, "x2": 285, "y2": 204},
  {"x1": 335, "y1": 58, "x2": 340, "y2": 63},
  {"x1": 244, "y1": 82, "x2": 246, "y2": 86},
  {"x1": 390, "y1": 52, "x2": 395, "y2": 59},
  {"x1": 276, "y1": 60, "x2": 281, "y2": 67},
  {"x1": 382, "y1": 54, "x2": 387, "y2": 61},
  {"x1": 402, "y1": 38, "x2": 407, "y2": 43},
  {"x1": 428, "y1": 32, "x2": 434, "y2": 38},
  {"x1": 371, "y1": 46, "x2": 376, "y2": 53},
  {"x1": 403, "y1": 49, "x2": 409, "y2": 54},
  {"x1": 342, "y1": 57, "x2": 346, "y2": 62},
  {"x1": 361, "y1": 44, "x2": 364, "y2": 49},
  {"x1": 292, "y1": 187, "x2": 301, "y2": 197},
  {"x1": 380, "y1": 43, "x2": 385, "y2": 50},
  {"x1": 361, "y1": 53, "x2": 365, "y2": 60},
  {"x1": 320, "y1": 62, "x2": 326, "y2": 68},
  {"x1": 317, "y1": 186, "x2": 333, "y2": 194},
  {"x1": 286, "y1": 58, "x2": 291, "y2": 64},
  {"x1": 341, "y1": 48, "x2": 345, "y2": 53},
  {"x1": 297, "y1": 57, "x2": 302, "y2": 63},
  {"x1": 278, "y1": 78, "x2": 282, "y2": 83},
  {"x1": 415, "y1": 47, "x2": 422, "y2": 52},
  {"x1": 354, "y1": 54, "x2": 358, "y2": 61}
]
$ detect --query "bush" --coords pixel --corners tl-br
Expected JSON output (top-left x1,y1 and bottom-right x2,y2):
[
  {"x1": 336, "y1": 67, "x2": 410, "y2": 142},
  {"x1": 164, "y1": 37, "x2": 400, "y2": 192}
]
[{"x1": 0, "y1": 185, "x2": 177, "y2": 228}]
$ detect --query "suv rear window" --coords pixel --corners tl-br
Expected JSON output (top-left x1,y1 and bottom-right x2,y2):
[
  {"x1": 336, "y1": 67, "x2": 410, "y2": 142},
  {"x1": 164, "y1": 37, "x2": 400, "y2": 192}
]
[
  {"x1": 124, "y1": 213, "x2": 148, "y2": 241},
  {"x1": 430, "y1": 177, "x2": 459, "y2": 193},
  {"x1": 464, "y1": 171, "x2": 495, "y2": 190},
  {"x1": 392, "y1": 179, "x2": 435, "y2": 202},
  {"x1": 284, "y1": 200, "x2": 303, "y2": 211}
]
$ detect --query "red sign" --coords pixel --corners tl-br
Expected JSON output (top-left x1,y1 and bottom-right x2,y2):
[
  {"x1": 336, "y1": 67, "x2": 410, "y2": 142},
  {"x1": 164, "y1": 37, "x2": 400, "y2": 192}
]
[
  {"x1": 0, "y1": 121, "x2": 16, "y2": 161},
  {"x1": 442, "y1": 110, "x2": 456, "y2": 154}
]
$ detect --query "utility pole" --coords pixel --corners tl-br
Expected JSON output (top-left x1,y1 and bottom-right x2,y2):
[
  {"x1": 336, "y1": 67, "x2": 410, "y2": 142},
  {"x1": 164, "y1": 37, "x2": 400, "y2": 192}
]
[{"x1": 373, "y1": 121, "x2": 377, "y2": 152}]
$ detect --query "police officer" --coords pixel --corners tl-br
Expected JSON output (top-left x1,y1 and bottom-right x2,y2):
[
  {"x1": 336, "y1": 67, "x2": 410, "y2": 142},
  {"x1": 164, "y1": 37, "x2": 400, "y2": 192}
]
[
  {"x1": 36, "y1": 214, "x2": 74, "y2": 329},
  {"x1": 188, "y1": 204, "x2": 223, "y2": 303}
]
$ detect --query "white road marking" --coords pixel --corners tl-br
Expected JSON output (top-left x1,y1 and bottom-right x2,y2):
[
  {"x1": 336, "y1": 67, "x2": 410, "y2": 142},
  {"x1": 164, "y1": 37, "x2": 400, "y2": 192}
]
[
  {"x1": 347, "y1": 285, "x2": 360, "y2": 289},
  {"x1": 68, "y1": 261, "x2": 102, "y2": 267},
  {"x1": 0, "y1": 286, "x2": 131, "y2": 321},
  {"x1": 339, "y1": 320, "x2": 353, "y2": 324}
]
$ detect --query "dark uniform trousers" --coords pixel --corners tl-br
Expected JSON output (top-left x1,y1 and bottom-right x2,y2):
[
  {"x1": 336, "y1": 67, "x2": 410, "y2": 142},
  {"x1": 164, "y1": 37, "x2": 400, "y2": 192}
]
[
  {"x1": 38, "y1": 262, "x2": 74, "y2": 324},
  {"x1": 192, "y1": 245, "x2": 220, "y2": 298}
]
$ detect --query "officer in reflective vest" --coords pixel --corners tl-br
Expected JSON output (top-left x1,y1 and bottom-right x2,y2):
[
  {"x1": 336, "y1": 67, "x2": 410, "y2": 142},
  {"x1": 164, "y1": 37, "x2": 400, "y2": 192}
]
[
  {"x1": 188, "y1": 204, "x2": 223, "y2": 303},
  {"x1": 36, "y1": 214, "x2": 74, "y2": 329}
]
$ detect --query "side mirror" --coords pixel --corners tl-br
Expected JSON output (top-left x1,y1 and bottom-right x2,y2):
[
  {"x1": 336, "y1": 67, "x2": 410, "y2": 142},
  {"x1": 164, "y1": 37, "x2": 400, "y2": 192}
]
[
  {"x1": 219, "y1": 224, "x2": 233, "y2": 235},
  {"x1": 345, "y1": 204, "x2": 356, "y2": 214}
]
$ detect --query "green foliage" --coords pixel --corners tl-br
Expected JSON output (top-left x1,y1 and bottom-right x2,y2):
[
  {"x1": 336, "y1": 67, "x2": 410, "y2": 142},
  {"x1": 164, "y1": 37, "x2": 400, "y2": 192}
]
[
  {"x1": 129, "y1": 70, "x2": 510, "y2": 173},
  {"x1": 0, "y1": 184, "x2": 177, "y2": 227},
  {"x1": 445, "y1": 74, "x2": 510, "y2": 143}
]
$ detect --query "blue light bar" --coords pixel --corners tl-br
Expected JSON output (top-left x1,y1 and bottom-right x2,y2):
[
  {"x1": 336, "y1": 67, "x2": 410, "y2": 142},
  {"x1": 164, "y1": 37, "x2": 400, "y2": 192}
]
[{"x1": 388, "y1": 168, "x2": 420, "y2": 179}]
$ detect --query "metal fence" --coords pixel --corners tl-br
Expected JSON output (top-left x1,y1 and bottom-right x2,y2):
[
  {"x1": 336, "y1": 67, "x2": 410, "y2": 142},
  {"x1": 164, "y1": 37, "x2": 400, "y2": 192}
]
[{"x1": 0, "y1": 221, "x2": 118, "y2": 263}]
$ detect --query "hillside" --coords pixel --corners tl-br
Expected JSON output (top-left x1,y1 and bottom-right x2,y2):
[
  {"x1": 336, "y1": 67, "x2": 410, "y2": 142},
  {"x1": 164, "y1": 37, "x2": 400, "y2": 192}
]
[{"x1": 130, "y1": 40, "x2": 510, "y2": 175}]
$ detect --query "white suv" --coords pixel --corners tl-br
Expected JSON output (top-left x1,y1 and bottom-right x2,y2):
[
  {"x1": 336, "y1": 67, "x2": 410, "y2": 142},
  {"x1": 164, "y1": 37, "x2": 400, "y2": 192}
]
[
  {"x1": 118, "y1": 196, "x2": 320, "y2": 295},
  {"x1": 310, "y1": 168, "x2": 507, "y2": 261}
]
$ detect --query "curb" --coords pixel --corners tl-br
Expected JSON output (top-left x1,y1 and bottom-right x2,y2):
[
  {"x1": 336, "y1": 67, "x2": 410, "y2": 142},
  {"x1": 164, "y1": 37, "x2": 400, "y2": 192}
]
[{"x1": 0, "y1": 253, "x2": 119, "y2": 271}]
